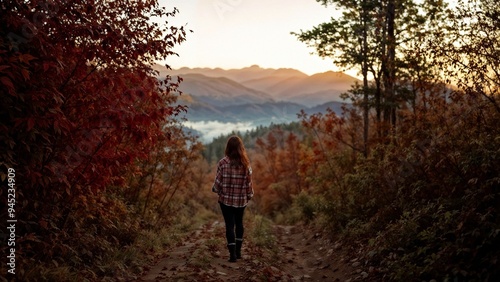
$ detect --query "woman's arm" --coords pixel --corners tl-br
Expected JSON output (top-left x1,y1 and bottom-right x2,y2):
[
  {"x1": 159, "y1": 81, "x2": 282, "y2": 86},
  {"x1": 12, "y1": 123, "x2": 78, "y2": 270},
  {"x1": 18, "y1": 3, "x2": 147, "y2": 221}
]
[
  {"x1": 246, "y1": 167, "x2": 254, "y2": 200},
  {"x1": 212, "y1": 162, "x2": 223, "y2": 193}
]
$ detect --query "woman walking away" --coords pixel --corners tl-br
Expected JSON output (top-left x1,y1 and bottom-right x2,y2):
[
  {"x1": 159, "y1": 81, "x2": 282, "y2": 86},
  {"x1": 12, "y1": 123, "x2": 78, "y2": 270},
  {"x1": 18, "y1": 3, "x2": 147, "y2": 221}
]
[{"x1": 212, "y1": 135, "x2": 254, "y2": 262}]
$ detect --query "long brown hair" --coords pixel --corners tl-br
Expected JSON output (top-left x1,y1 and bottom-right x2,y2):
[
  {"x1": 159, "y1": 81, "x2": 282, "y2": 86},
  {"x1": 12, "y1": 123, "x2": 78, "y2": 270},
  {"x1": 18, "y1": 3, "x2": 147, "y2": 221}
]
[{"x1": 225, "y1": 135, "x2": 250, "y2": 170}]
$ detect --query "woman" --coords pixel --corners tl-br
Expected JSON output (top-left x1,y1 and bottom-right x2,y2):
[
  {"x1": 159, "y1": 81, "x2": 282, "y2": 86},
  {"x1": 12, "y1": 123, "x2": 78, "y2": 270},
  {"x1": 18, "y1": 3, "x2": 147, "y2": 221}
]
[{"x1": 212, "y1": 135, "x2": 254, "y2": 262}]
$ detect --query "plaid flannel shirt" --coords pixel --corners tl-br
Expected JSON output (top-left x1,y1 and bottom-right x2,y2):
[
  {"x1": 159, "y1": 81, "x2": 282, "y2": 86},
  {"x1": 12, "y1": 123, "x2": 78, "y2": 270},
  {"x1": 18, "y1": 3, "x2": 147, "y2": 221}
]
[{"x1": 212, "y1": 156, "x2": 254, "y2": 207}]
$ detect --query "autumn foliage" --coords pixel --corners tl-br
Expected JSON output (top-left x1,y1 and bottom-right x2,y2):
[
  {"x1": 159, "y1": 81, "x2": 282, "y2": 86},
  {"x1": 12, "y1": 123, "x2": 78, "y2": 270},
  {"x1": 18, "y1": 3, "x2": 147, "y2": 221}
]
[
  {"x1": 235, "y1": 0, "x2": 500, "y2": 280},
  {"x1": 1, "y1": 0, "x2": 201, "y2": 279}
]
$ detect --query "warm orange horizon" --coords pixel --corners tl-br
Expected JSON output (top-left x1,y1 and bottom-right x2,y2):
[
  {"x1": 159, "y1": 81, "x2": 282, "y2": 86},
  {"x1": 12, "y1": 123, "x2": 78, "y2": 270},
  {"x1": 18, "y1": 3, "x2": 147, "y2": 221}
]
[{"x1": 157, "y1": 0, "x2": 353, "y2": 77}]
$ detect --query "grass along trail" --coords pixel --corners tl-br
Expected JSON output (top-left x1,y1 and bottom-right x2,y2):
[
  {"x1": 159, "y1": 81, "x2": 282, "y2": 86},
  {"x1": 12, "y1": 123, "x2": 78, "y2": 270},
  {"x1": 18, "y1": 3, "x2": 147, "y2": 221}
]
[{"x1": 138, "y1": 216, "x2": 358, "y2": 281}]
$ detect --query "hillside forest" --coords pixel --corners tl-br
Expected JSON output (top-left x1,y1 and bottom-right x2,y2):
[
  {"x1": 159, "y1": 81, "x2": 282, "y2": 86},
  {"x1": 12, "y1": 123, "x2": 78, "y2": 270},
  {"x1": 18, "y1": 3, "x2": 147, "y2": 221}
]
[{"x1": 1, "y1": 0, "x2": 499, "y2": 281}]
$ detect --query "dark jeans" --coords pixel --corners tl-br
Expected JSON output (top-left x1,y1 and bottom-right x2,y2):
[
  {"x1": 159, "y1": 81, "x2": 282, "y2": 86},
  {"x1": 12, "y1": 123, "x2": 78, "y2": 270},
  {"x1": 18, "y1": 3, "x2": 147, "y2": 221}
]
[{"x1": 219, "y1": 202, "x2": 246, "y2": 244}]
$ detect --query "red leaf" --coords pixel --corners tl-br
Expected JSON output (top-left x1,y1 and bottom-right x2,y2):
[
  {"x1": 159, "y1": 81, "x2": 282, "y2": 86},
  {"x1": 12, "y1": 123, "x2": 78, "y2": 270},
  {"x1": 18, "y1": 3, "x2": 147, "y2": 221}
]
[
  {"x1": 0, "y1": 65, "x2": 10, "y2": 72},
  {"x1": 21, "y1": 68, "x2": 30, "y2": 81},
  {"x1": 0, "y1": 76, "x2": 14, "y2": 94},
  {"x1": 43, "y1": 62, "x2": 50, "y2": 72},
  {"x1": 18, "y1": 53, "x2": 36, "y2": 64},
  {"x1": 27, "y1": 118, "x2": 35, "y2": 131}
]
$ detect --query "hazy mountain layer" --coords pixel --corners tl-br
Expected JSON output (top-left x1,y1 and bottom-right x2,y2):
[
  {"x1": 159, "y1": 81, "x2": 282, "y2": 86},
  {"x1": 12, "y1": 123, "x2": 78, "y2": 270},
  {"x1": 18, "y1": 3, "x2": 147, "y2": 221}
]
[
  {"x1": 155, "y1": 64, "x2": 359, "y2": 108},
  {"x1": 174, "y1": 73, "x2": 274, "y2": 107},
  {"x1": 156, "y1": 64, "x2": 355, "y2": 130}
]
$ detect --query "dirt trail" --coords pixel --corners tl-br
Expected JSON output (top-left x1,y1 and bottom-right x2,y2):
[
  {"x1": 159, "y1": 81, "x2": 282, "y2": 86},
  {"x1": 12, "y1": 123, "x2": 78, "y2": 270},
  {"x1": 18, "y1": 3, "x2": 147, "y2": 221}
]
[
  {"x1": 138, "y1": 221, "x2": 356, "y2": 281},
  {"x1": 273, "y1": 225, "x2": 353, "y2": 281}
]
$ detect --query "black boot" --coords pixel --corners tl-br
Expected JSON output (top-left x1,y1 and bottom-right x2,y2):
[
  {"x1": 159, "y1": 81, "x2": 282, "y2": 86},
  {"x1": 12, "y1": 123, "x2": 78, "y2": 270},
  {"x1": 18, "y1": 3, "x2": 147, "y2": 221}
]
[
  {"x1": 235, "y1": 239, "x2": 243, "y2": 259},
  {"x1": 227, "y1": 244, "x2": 237, "y2": 262}
]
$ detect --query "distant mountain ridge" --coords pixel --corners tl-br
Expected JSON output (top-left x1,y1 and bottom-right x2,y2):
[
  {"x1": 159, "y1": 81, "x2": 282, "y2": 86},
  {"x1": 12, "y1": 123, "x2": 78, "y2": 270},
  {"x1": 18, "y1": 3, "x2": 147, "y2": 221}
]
[
  {"x1": 154, "y1": 64, "x2": 358, "y2": 130},
  {"x1": 175, "y1": 73, "x2": 274, "y2": 107},
  {"x1": 154, "y1": 64, "x2": 359, "y2": 108},
  {"x1": 155, "y1": 64, "x2": 308, "y2": 84}
]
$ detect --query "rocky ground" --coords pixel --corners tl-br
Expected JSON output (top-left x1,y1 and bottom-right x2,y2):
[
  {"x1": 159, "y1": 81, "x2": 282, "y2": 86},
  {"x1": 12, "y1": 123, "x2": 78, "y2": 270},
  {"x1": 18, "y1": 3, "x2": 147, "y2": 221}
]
[{"x1": 137, "y1": 220, "x2": 371, "y2": 281}]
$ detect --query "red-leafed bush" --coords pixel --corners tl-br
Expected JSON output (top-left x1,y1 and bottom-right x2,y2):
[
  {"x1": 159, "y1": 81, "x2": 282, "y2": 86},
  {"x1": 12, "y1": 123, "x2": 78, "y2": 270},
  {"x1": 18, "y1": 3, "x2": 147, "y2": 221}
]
[{"x1": 1, "y1": 0, "x2": 198, "y2": 279}]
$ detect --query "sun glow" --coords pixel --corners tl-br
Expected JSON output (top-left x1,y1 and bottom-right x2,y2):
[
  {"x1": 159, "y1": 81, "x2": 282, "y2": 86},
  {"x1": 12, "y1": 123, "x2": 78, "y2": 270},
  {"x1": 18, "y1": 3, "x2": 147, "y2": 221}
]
[{"x1": 158, "y1": 0, "x2": 351, "y2": 76}]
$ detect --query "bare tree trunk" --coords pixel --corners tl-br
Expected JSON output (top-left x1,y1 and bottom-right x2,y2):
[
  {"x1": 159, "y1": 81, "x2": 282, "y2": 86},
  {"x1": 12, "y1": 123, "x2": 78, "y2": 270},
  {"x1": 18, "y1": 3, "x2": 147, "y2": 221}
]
[
  {"x1": 382, "y1": 0, "x2": 396, "y2": 137},
  {"x1": 387, "y1": 0, "x2": 396, "y2": 131},
  {"x1": 362, "y1": 1, "x2": 369, "y2": 157},
  {"x1": 375, "y1": 75, "x2": 382, "y2": 137}
]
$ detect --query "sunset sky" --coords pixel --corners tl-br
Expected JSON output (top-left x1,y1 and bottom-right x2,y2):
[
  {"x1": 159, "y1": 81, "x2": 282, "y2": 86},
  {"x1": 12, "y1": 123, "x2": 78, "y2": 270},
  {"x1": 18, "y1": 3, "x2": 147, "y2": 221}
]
[{"x1": 159, "y1": 0, "x2": 348, "y2": 76}]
